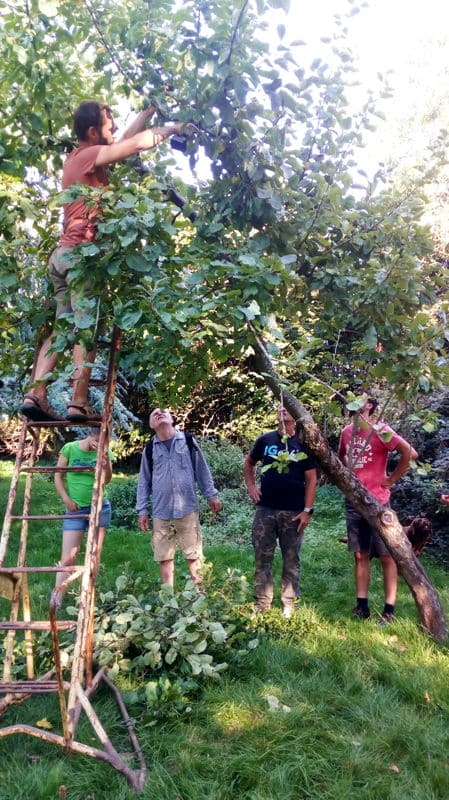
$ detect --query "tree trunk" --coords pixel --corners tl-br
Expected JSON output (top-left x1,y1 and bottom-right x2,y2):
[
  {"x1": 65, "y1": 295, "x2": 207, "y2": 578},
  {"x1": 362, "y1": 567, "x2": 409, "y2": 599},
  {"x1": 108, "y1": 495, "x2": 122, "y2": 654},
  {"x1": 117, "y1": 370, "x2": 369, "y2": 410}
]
[{"x1": 253, "y1": 341, "x2": 448, "y2": 640}]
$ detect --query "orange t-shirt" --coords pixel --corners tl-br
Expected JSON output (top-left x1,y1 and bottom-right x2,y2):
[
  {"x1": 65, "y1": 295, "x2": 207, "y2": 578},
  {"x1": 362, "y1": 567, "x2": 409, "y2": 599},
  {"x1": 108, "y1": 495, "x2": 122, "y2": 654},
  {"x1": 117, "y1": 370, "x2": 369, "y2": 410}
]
[{"x1": 59, "y1": 143, "x2": 109, "y2": 246}]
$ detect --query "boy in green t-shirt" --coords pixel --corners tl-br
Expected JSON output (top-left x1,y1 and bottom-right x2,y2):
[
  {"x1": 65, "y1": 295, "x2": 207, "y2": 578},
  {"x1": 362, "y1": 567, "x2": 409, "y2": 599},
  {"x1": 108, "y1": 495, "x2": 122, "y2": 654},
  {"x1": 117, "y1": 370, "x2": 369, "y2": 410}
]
[{"x1": 54, "y1": 428, "x2": 113, "y2": 604}]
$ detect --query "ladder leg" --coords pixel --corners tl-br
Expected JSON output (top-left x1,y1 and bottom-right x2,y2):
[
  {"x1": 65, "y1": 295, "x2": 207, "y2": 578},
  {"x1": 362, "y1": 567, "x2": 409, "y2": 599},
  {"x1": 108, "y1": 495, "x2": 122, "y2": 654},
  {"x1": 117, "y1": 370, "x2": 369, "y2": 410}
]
[
  {"x1": 67, "y1": 328, "x2": 121, "y2": 730},
  {"x1": 3, "y1": 430, "x2": 40, "y2": 681},
  {"x1": 0, "y1": 327, "x2": 147, "y2": 791}
]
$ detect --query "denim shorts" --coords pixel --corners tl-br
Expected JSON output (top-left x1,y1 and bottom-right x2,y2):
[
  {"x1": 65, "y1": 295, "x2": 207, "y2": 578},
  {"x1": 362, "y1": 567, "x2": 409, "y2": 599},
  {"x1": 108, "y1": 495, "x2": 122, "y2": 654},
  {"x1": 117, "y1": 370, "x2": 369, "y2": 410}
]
[{"x1": 62, "y1": 500, "x2": 112, "y2": 532}]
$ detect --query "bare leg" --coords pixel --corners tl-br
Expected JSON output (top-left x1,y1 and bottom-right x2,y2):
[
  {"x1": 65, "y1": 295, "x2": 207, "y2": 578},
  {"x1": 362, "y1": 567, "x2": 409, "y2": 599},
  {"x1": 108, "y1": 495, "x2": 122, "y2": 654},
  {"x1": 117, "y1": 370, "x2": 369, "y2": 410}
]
[
  {"x1": 159, "y1": 559, "x2": 175, "y2": 586},
  {"x1": 69, "y1": 344, "x2": 96, "y2": 406},
  {"x1": 354, "y1": 551, "x2": 371, "y2": 598},
  {"x1": 25, "y1": 333, "x2": 59, "y2": 400},
  {"x1": 380, "y1": 554, "x2": 398, "y2": 605},
  {"x1": 187, "y1": 558, "x2": 202, "y2": 587},
  {"x1": 55, "y1": 530, "x2": 83, "y2": 599}
]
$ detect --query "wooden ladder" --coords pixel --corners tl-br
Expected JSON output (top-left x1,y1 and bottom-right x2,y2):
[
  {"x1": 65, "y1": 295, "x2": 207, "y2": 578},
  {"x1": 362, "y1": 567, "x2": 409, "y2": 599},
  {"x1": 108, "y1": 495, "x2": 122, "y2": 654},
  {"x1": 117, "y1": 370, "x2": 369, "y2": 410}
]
[{"x1": 0, "y1": 327, "x2": 146, "y2": 793}]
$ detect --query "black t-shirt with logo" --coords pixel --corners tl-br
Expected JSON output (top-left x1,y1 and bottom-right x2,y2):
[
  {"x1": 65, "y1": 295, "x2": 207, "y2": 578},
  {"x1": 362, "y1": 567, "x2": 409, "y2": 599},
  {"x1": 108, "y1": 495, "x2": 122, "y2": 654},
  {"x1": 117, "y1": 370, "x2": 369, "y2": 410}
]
[{"x1": 250, "y1": 430, "x2": 316, "y2": 511}]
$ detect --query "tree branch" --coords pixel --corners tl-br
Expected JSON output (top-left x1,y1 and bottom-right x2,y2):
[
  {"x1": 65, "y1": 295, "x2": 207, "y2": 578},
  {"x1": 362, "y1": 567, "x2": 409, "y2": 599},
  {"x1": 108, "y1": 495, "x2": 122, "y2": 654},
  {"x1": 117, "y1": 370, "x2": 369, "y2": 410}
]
[
  {"x1": 225, "y1": 0, "x2": 250, "y2": 66},
  {"x1": 251, "y1": 332, "x2": 448, "y2": 640},
  {"x1": 85, "y1": 0, "x2": 139, "y2": 93}
]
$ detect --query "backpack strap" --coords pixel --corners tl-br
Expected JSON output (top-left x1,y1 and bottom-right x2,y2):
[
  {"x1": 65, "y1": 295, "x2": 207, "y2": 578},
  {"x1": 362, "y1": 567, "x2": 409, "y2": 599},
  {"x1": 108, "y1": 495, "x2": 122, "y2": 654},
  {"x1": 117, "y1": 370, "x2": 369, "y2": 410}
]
[
  {"x1": 144, "y1": 436, "x2": 155, "y2": 474},
  {"x1": 144, "y1": 432, "x2": 197, "y2": 474},
  {"x1": 184, "y1": 431, "x2": 197, "y2": 466}
]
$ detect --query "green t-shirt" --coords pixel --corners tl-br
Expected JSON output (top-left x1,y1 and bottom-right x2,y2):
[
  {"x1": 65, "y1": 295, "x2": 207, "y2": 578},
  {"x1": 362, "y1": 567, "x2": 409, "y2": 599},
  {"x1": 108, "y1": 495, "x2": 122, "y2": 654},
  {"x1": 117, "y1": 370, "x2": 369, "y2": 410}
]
[{"x1": 60, "y1": 440, "x2": 113, "y2": 507}]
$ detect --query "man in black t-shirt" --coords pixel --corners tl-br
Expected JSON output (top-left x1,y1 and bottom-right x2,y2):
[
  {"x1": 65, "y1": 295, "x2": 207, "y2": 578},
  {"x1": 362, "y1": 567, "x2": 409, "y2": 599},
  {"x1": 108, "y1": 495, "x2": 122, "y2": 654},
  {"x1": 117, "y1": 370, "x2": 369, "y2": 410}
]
[{"x1": 244, "y1": 406, "x2": 317, "y2": 617}]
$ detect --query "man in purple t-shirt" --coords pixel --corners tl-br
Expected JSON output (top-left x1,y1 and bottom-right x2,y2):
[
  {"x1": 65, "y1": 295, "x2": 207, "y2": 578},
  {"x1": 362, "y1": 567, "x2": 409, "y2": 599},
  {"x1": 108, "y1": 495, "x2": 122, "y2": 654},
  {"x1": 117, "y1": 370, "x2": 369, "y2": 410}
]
[
  {"x1": 338, "y1": 396, "x2": 418, "y2": 624},
  {"x1": 21, "y1": 101, "x2": 185, "y2": 424}
]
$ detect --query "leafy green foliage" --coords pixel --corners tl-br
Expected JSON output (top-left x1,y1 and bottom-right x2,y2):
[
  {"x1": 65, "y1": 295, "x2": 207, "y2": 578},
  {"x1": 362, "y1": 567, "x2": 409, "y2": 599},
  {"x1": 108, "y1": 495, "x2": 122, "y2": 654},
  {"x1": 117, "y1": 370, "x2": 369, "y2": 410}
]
[
  {"x1": 92, "y1": 569, "x2": 257, "y2": 721},
  {"x1": 200, "y1": 486, "x2": 253, "y2": 547},
  {"x1": 260, "y1": 448, "x2": 308, "y2": 474},
  {"x1": 107, "y1": 474, "x2": 139, "y2": 527},
  {"x1": 196, "y1": 438, "x2": 244, "y2": 489},
  {"x1": 3, "y1": 466, "x2": 449, "y2": 797},
  {"x1": 1, "y1": 0, "x2": 449, "y2": 423}
]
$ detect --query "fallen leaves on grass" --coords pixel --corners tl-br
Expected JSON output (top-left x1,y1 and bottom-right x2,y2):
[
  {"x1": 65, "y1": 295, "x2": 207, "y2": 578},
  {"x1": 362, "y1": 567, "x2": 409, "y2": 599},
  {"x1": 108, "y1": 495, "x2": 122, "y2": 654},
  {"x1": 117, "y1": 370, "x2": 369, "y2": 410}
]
[
  {"x1": 266, "y1": 694, "x2": 291, "y2": 713},
  {"x1": 36, "y1": 718, "x2": 53, "y2": 729}
]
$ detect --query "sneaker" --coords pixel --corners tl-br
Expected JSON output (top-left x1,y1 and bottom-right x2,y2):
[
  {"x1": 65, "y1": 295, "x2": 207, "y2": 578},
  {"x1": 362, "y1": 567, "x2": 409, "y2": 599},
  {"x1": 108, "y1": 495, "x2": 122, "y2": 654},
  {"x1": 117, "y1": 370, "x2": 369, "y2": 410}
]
[
  {"x1": 282, "y1": 606, "x2": 293, "y2": 619},
  {"x1": 351, "y1": 605, "x2": 371, "y2": 620},
  {"x1": 378, "y1": 612, "x2": 394, "y2": 626}
]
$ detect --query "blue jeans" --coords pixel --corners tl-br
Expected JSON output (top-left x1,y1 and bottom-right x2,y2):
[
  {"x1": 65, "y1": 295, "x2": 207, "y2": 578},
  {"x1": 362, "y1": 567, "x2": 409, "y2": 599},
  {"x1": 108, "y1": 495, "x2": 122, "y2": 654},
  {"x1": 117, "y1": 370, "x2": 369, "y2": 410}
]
[{"x1": 62, "y1": 499, "x2": 111, "y2": 531}]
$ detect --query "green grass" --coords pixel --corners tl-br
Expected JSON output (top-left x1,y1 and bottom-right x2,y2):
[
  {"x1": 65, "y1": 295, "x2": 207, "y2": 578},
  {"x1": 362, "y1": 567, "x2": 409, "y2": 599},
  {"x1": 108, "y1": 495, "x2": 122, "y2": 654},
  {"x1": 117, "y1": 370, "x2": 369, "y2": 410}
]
[{"x1": 1, "y1": 463, "x2": 449, "y2": 799}]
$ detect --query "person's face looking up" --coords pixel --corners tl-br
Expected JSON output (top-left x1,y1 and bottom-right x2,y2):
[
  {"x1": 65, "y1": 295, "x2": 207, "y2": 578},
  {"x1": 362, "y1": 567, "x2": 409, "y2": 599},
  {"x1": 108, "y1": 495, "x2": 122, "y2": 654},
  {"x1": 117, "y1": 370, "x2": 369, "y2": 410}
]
[{"x1": 149, "y1": 408, "x2": 173, "y2": 429}]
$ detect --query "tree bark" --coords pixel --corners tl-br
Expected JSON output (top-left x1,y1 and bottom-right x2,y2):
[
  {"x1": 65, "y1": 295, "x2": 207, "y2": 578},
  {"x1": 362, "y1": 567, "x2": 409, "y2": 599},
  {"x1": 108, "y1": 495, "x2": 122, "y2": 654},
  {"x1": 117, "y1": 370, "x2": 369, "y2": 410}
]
[{"x1": 253, "y1": 340, "x2": 448, "y2": 640}]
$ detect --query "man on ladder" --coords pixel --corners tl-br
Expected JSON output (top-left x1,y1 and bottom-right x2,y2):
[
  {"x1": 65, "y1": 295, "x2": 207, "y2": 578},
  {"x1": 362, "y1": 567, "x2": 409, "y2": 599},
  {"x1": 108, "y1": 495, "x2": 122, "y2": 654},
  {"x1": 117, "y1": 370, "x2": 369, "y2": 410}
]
[{"x1": 21, "y1": 100, "x2": 186, "y2": 424}]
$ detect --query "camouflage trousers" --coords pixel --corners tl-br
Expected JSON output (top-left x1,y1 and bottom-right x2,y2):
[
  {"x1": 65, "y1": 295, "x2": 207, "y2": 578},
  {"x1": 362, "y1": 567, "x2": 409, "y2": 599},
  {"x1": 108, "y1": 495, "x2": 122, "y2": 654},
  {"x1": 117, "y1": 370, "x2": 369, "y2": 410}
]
[{"x1": 252, "y1": 506, "x2": 304, "y2": 611}]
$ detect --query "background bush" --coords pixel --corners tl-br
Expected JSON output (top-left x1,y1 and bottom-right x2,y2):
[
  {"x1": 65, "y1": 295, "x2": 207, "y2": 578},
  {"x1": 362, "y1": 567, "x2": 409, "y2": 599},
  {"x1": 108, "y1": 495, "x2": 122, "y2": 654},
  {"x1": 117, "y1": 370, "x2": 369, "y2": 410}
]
[
  {"x1": 198, "y1": 438, "x2": 245, "y2": 490},
  {"x1": 108, "y1": 475, "x2": 139, "y2": 528}
]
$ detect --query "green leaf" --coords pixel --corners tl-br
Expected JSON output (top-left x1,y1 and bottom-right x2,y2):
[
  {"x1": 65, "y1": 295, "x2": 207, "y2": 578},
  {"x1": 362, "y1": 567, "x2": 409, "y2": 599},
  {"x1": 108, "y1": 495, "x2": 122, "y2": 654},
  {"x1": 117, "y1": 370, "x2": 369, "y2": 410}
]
[
  {"x1": 239, "y1": 300, "x2": 260, "y2": 321},
  {"x1": 374, "y1": 427, "x2": 394, "y2": 443},
  {"x1": 115, "y1": 575, "x2": 128, "y2": 592},
  {"x1": 346, "y1": 396, "x2": 367, "y2": 412},
  {"x1": 419, "y1": 375, "x2": 430, "y2": 392},
  {"x1": 126, "y1": 254, "x2": 151, "y2": 272},
  {"x1": 115, "y1": 309, "x2": 143, "y2": 330},
  {"x1": 165, "y1": 647, "x2": 178, "y2": 665},
  {"x1": 118, "y1": 230, "x2": 138, "y2": 247},
  {"x1": 193, "y1": 639, "x2": 208, "y2": 654},
  {"x1": 363, "y1": 325, "x2": 378, "y2": 348},
  {"x1": 277, "y1": 24, "x2": 286, "y2": 40},
  {"x1": 119, "y1": 192, "x2": 138, "y2": 209},
  {"x1": 115, "y1": 612, "x2": 134, "y2": 625},
  {"x1": 79, "y1": 244, "x2": 100, "y2": 257}
]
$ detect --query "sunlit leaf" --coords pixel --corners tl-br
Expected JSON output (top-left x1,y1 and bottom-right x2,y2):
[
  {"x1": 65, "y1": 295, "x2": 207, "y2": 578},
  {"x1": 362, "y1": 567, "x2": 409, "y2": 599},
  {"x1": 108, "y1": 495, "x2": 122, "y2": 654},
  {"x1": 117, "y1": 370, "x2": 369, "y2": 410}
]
[{"x1": 36, "y1": 718, "x2": 53, "y2": 729}]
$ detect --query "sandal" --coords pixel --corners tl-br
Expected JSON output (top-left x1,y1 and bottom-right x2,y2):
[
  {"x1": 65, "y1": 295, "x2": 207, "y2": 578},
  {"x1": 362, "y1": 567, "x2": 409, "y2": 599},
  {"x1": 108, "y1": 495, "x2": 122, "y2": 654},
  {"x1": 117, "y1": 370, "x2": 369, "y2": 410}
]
[
  {"x1": 20, "y1": 394, "x2": 62, "y2": 423},
  {"x1": 66, "y1": 402, "x2": 102, "y2": 422}
]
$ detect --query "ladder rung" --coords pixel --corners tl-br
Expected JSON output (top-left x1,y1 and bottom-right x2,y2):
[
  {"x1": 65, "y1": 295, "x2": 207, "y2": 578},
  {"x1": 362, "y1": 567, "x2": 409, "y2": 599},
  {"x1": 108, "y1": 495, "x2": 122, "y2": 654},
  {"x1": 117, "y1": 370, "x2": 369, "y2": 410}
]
[
  {"x1": 25, "y1": 418, "x2": 101, "y2": 428},
  {"x1": 0, "y1": 566, "x2": 83, "y2": 574},
  {"x1": 0, "y1": 680, "x2": 70, "y2": 694},
  {"x1": 0, "y1": 621, "x2": 76, "y2": 631},
  {"x1": 24, "y1": 420, "x2": 102, "y2": 428},
  {"x1": 10, "y1": 514, "x2": 90, "y2": 521},
  {"x1": 21, "y1": 466, "x2": 95, "y2": 474},
  {"x1": 69, "y1": 377, "x2": 106, "y2": 386}
]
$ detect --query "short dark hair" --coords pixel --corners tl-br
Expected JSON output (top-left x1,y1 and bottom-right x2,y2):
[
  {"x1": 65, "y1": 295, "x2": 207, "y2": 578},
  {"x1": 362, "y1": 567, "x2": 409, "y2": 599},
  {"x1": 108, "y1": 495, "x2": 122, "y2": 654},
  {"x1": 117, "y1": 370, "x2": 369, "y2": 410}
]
[
  {"x1": 73, "y1": 101, "x2": 113, "y2": 141},
  {"x1": 348, "y1": 394, "x2": 378, "y2": 417},
  {"x1": 366, "y1": 397, "x2": 378, "y2": 416}
]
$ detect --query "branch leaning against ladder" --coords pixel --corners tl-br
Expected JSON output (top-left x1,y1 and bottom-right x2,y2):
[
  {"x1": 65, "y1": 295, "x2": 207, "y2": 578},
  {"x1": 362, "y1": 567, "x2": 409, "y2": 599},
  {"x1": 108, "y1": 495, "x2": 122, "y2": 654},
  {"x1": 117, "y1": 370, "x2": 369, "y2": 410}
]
[{"x1": 0, "y1": 327, "x2": 147, "y2": 794}]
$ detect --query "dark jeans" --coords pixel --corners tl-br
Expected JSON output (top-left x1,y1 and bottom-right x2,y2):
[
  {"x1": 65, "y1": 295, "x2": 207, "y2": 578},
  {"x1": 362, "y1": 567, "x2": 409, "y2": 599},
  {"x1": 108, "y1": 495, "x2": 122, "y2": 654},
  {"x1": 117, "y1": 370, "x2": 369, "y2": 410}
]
[{"x1": 252, "y1": 506, "x2": 304, "y2": 611}]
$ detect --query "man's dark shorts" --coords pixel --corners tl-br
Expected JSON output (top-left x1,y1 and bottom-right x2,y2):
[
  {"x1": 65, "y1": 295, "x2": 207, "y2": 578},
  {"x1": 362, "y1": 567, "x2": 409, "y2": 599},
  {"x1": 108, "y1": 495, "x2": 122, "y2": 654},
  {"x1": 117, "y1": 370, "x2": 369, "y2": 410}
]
[{"x1": 345, "y1": 501, "x2": 390, "y2": 557}]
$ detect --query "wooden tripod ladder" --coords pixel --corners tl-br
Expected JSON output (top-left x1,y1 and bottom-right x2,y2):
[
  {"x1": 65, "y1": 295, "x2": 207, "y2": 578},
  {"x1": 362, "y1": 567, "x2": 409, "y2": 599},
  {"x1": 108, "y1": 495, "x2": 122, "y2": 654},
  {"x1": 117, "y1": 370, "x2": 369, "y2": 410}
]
[{"x1": 0, "y1": 327, "x2": 146, "y2": 793}]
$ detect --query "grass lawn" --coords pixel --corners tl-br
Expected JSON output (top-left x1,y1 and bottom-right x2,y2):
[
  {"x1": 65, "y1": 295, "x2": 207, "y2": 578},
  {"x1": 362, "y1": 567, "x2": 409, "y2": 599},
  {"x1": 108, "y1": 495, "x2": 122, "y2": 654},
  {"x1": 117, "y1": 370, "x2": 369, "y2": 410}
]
[{"x1": 1, "y1": 460, "x2": 449, "y2": 799}]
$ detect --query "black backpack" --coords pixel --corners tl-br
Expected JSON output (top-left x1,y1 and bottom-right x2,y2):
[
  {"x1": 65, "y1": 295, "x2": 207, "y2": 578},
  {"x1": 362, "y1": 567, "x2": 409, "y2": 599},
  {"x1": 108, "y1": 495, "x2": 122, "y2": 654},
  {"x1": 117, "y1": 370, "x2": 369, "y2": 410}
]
[{"x1": 144, "y1": 431, "x2": 196, "y2": 473}]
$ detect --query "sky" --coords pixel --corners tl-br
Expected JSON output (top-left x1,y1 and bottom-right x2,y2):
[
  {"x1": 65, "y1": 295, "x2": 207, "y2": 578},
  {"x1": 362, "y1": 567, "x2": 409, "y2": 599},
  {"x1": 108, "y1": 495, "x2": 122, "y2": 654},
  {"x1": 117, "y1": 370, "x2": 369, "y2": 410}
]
[
  {"x1": 280, "y1": 0, "x2": 449, "y2": 171},
  {"x1": 283, "y1": 0, "x2": 448, "y2": 83},
  {"x1": 165, "y1": 0, "x2": 449, "y2": 183}
]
